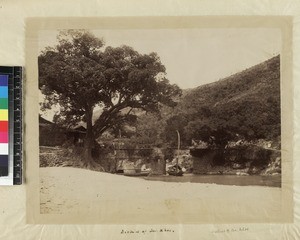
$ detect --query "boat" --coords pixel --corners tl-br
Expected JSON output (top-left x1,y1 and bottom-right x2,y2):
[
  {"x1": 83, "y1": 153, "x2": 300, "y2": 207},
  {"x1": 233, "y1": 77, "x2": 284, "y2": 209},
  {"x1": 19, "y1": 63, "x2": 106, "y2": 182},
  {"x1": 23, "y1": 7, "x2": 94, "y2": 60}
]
[
  {"x1": 123, "y1": 172, "x2": 151, "y2": 176},
  {"x1": 167, "y1": 164, "x2": 184, "y2": 176},
  {"x1": 123, "y1": 168, "x2": 151, "y2": 176},
  {"x1": 167, "y1": 130, "x2": 184, "y2": 176}
]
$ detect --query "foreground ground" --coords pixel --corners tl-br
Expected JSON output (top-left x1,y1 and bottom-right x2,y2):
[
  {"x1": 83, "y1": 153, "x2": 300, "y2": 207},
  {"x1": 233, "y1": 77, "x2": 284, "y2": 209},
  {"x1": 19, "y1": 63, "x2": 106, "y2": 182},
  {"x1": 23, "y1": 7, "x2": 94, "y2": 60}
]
[{"x1": 40, "y1": 167, "x2": 283, "y2": 223}]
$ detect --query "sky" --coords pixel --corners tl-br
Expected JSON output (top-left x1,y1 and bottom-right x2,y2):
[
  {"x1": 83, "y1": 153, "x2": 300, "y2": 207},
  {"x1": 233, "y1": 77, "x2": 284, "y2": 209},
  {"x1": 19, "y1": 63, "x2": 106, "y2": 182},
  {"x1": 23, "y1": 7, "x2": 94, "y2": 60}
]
[{"x1": 39, "y1": 28, "x2": 281, "y2": 90}]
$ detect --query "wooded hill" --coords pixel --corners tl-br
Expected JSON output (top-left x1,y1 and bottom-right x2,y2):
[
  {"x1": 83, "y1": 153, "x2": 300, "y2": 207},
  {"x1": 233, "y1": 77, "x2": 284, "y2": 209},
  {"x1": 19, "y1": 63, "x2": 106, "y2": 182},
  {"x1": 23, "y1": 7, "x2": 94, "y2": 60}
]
[{"x1": 135, "y1": 55, "x2": 281, "y2": 147}]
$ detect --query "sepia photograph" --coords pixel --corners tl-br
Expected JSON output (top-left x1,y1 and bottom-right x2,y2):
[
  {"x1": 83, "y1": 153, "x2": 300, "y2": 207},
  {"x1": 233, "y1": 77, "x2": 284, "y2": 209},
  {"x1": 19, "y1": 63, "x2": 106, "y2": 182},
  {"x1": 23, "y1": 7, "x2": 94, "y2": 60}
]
[{"x1": 26, "y1": 17, "x2": 293, "y2": 224}]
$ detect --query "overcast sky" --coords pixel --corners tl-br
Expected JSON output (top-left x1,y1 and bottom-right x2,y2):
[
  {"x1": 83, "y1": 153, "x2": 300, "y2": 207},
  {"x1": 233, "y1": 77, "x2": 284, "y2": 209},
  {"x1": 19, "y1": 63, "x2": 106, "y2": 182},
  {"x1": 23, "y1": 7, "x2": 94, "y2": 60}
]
[{"x1": 39, "y1": 28, "x2": 281, "y2": 89}]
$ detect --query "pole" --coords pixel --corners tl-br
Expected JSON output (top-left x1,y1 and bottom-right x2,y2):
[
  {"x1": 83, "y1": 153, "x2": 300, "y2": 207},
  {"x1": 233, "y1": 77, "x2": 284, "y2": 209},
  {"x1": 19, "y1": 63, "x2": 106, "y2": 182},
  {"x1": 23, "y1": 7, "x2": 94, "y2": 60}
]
[
  {"x1": 176, "y1": 130, "x2": 180, "y2": 168},
  {"x1": 176, "y1": 130, "x2": 180, "y2": 151}
]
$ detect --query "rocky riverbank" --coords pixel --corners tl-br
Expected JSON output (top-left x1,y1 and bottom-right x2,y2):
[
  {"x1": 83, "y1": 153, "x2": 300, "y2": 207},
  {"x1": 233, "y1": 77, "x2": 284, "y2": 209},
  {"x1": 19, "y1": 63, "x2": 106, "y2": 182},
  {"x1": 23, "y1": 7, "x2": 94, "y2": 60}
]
[
  {"x1": 191, "y1": 145, "x2": 281, "y2": 176},
  {"x1": 40, "y1": 145, "x2": 281, "y2": 177}
]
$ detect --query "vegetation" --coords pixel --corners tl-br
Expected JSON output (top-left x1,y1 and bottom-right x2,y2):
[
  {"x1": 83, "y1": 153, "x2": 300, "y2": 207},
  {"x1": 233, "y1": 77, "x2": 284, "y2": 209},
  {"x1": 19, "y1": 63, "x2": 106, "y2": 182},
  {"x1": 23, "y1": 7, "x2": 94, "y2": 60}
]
[
  {"x1": 39, "y1": 30, "x2": 181, "y2": 167},
  {"x1": 133, "y1": 55, "x2": 281, "y2": 148},
  {"x1": 39, "y1": 28, "x2": 280, "y2": 172}
]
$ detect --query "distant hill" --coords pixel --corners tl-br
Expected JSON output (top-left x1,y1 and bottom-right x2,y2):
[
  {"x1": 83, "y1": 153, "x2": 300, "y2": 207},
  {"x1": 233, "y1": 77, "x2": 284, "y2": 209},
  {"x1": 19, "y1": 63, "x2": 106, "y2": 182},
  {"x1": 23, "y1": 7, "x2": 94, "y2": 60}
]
[
  {"x1": 180, "y1": 55, "x2": 280, "y2": 111},
  {"x1": 155, "y1": 55, "x2": 281, "y2": 147}
]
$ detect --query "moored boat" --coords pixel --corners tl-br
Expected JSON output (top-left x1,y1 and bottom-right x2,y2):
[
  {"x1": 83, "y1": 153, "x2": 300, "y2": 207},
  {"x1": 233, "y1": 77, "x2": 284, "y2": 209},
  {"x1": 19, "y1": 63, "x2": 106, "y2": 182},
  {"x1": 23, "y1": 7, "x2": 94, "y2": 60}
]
[
  {"x1": 123, "y1": 168, "x2": 151, "y2": 176},
  {"x1": 167, "y1": 164, "x2": 184, "y2": 176},
  {"x1": 168, "y1": 130, "x2": 184, "y2": 176}
]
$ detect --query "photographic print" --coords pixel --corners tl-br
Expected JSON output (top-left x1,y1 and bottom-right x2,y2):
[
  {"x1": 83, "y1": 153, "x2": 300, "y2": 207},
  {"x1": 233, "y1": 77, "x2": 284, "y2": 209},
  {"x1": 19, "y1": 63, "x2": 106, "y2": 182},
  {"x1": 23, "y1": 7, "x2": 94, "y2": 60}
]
[{"x1": 26, "y1": 17, "x2": 293, "y2": 224}]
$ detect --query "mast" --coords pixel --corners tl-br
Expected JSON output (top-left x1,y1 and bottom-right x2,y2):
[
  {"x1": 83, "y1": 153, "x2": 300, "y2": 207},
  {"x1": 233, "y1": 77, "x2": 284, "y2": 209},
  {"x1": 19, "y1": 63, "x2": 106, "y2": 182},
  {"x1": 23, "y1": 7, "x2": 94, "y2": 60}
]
[{"x1": 176, "y1": 130, "x2": 180, "y2": 167}]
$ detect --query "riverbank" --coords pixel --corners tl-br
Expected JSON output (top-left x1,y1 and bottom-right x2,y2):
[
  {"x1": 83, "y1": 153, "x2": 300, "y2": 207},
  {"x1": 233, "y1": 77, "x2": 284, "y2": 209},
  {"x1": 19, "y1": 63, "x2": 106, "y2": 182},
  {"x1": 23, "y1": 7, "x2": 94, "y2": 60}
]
[
  {"x1": 40, "y1": 167, "x2": 283, "y2": 223},
  {"x1": 140, "y1": 173, "x2": 281, "y2": 187}
]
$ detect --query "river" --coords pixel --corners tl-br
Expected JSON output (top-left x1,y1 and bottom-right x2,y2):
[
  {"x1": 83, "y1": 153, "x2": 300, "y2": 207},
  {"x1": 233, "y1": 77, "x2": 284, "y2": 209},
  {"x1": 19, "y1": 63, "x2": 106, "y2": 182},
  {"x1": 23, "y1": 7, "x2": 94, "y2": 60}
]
[{"x1": 139, "y1": 174, "x2": 281, "y2": 188}]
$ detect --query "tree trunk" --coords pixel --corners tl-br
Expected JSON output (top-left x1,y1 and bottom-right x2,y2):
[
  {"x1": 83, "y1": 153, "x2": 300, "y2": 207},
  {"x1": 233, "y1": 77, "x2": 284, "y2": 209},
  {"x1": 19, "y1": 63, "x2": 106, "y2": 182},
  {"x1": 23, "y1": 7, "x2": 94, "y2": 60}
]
[
  {"x1": 162, "y1": 156, "x2": 166, "y2": 175},
  {"x1": 80, "y1": 107, "x2": 105, "y2": 172},
  {"x1": 83, "y1": 107, "x2": 96, "y2": 167}
]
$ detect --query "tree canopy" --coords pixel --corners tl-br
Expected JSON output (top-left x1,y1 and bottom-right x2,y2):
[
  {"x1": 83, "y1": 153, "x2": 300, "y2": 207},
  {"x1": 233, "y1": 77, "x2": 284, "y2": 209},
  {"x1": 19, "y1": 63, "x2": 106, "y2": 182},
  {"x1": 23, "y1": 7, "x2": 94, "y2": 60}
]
[{"x1": 39, "y1": 30, "x2": 181, "y2": 163}]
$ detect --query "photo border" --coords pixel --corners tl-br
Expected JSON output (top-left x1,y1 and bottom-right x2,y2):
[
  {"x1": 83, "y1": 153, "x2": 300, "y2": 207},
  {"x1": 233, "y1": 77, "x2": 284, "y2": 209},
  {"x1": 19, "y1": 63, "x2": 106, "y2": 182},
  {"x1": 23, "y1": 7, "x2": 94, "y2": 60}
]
[{"x1": 25, "y1": 16, "x2": 293, "y2": 224}]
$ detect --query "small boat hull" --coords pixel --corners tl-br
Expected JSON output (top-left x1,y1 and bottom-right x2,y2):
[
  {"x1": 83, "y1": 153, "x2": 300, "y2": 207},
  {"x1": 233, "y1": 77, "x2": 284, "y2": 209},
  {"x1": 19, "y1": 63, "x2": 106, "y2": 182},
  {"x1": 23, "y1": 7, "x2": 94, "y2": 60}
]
[
  {"x1": 124, "y1": 172, "x2": 150, "y2": 177},
  {"x1": 123, "y1": 169, "x2": 151, "y2": 176},
  {"x1": 167, "y1": 170, "x2": 184, "y2": 176}
]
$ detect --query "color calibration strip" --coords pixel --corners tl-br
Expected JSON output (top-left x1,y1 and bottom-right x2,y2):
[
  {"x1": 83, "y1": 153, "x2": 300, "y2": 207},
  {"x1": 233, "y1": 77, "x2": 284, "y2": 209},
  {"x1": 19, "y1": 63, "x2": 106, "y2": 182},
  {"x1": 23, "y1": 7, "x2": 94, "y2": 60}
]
[
  {"x1": 0, "y1": 75, "x2": 8, "y2": 177},
  {"x1": 0, "y1": 66, "x2": 23, "y2": 185}
]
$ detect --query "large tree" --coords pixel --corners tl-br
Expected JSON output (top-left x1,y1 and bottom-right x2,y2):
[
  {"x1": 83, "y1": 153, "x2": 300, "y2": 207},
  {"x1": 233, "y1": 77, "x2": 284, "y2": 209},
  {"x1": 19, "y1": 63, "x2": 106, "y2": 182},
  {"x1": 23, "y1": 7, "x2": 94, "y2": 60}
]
[{"x1": 39, "y1": 30, "x2": 181, "y2": 167}]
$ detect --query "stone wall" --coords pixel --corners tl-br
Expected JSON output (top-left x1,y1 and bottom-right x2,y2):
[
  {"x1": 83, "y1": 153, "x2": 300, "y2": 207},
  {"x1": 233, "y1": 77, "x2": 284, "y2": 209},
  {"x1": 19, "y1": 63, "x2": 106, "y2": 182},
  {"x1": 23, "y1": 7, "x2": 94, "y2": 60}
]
[
  {"x1": 192, "y1": 149, "x2": 215, "y2": 174},
  {"x1": 191, "y1": 145, "x2": 280, "y2": 175}
]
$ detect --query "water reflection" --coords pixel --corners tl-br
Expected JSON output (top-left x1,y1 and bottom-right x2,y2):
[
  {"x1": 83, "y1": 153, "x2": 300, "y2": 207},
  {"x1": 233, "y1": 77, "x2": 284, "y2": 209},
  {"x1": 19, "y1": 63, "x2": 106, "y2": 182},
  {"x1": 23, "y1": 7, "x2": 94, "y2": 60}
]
[{"x1": 140, "y1": 174, "x2": 281, "y2": 188}]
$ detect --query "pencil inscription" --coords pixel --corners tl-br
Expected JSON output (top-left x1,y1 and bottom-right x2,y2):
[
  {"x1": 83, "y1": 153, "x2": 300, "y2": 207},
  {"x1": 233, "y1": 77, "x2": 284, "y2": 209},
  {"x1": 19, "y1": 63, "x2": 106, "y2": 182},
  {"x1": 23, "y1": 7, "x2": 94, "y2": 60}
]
[
  {"x1": 121, "y1": 228, "x2": 175, "y2": 234},
  {"x1": 212, "y1": 227, "x2": 249, "y2": 234}
]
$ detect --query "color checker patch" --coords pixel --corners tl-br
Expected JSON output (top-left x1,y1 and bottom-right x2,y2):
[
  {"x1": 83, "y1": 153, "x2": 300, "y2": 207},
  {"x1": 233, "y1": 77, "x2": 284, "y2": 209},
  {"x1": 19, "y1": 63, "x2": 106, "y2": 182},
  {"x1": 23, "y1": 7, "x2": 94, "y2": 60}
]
[
  {"x1": 0, "y1": 75, "x2": 8, "y2": 177},
  {"x1": 0, "y1": 144, "x2": 8, "y2": 155},
  {"x1": 0, "y1": 121, "x2": 8, "y2": 132},
  {"x1": 0, "y1": 99, "x2": 8, "y2": 109},
  {"x1": 0, "y1": 76, "x2": 8, "y2": 86},
  {"x1": 0, "y1": 155, "x2": 8, "y2": 176},
  {"x1": 0, "y1": 110, "x2": 8, "y2": 121},
  {"x1": 0, "y1": 132, "x2": 8, "y2": 143}
]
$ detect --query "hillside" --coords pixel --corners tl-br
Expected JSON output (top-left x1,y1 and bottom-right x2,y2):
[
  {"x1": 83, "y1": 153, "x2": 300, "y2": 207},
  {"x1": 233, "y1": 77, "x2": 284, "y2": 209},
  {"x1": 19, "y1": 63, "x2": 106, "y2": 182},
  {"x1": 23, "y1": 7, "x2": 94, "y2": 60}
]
[
  {"x1": 180, "y1": 55, "x2": 280, "y2": 112},
  {"x1": 153, "y1": 55, "x2": 281, "y2": 147}
]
